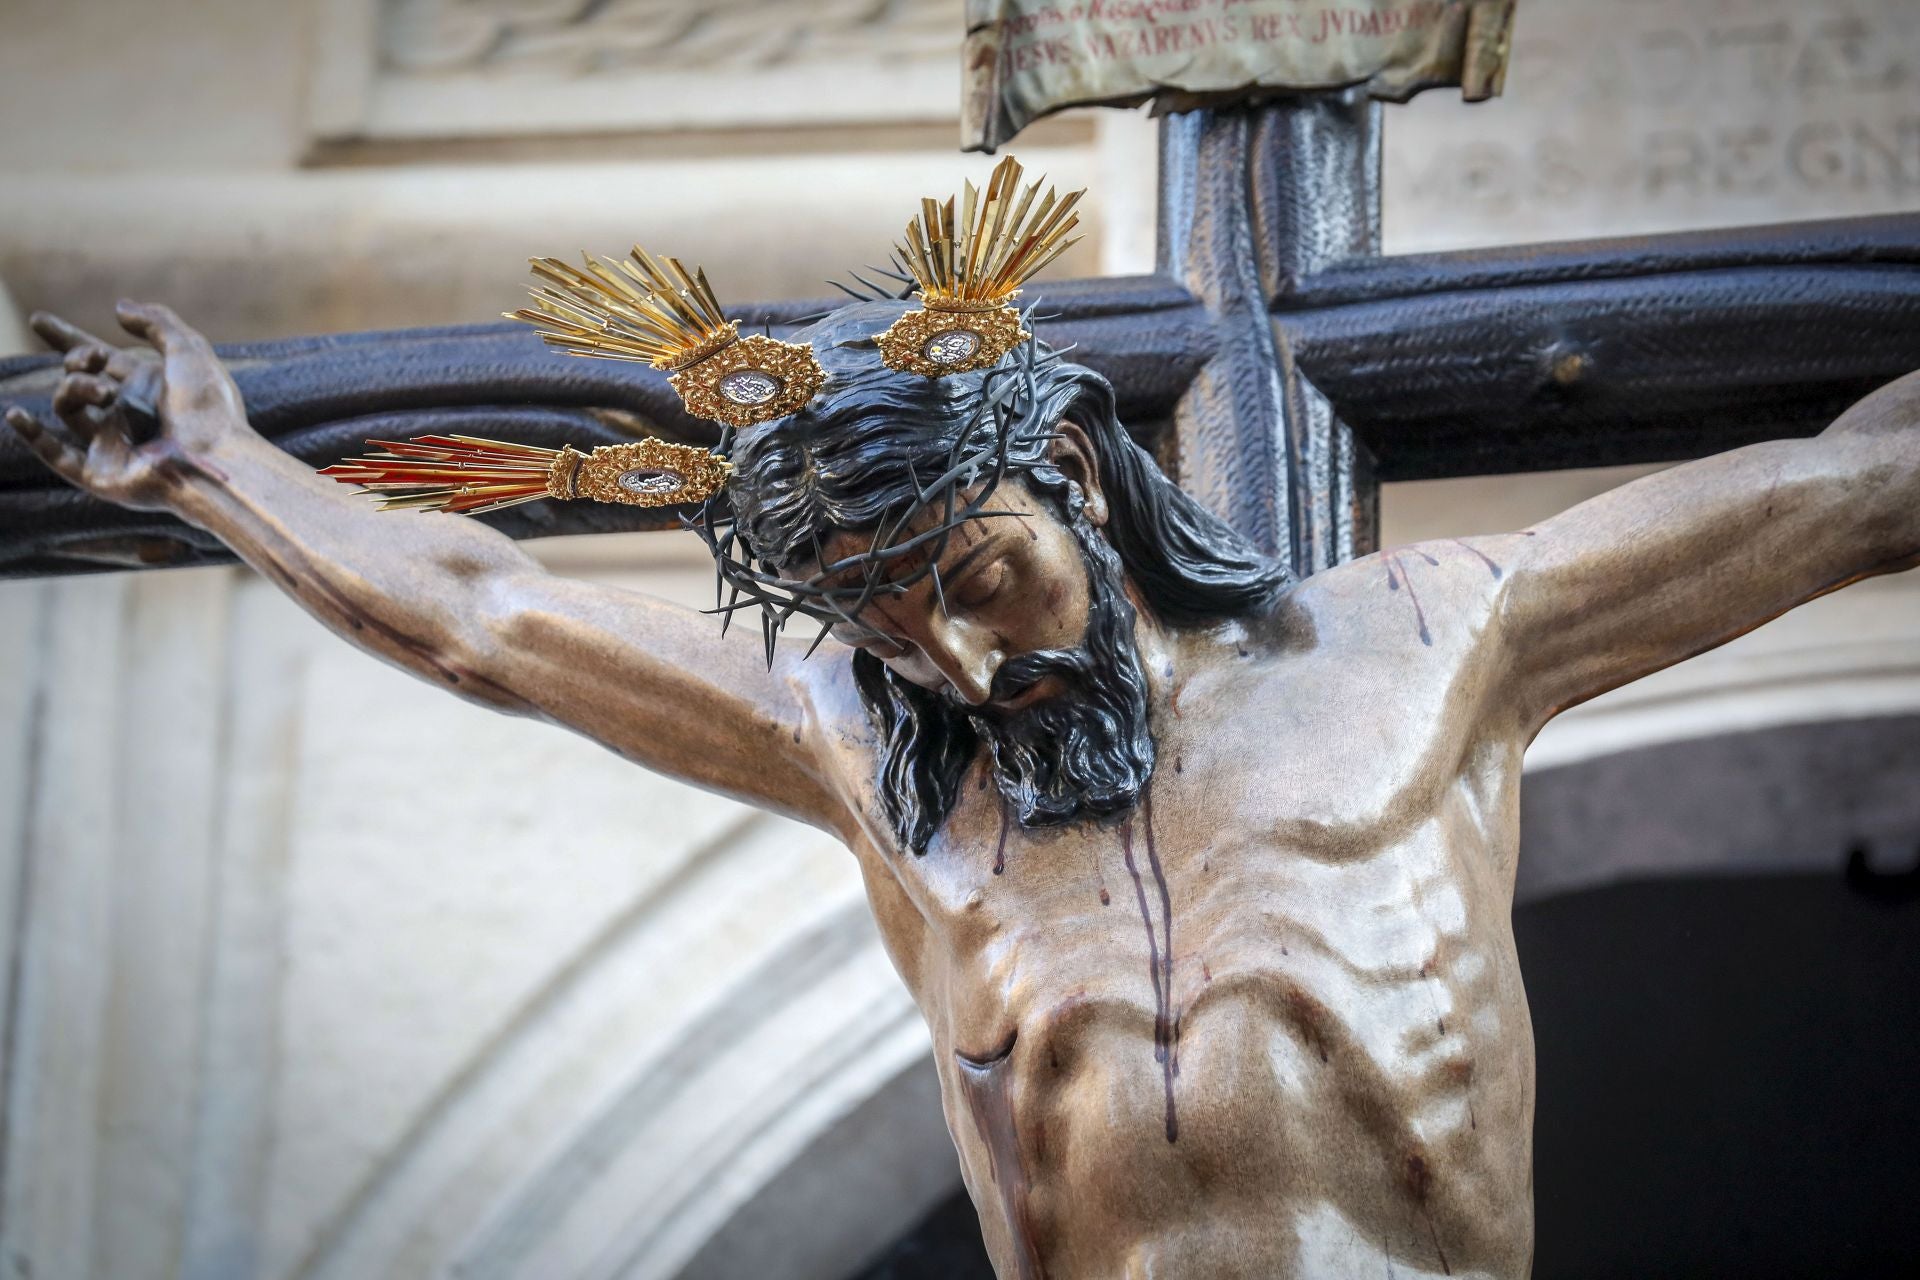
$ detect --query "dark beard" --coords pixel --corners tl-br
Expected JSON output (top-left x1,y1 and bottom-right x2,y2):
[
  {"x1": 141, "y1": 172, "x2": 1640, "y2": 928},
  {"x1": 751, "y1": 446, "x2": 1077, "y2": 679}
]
[
  {"x1": 852, "y1": 514, "x2": 1157, "y2": 854},
  {"x1": 955, "y1": 518, "x2": 1156, "y2": 830}
]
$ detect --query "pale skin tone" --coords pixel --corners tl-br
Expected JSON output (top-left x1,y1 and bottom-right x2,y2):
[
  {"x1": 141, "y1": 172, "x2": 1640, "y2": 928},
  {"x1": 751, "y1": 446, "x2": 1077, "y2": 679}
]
[{"x1": 9, "y1": 302, "x2": 1919, "y2": 1279}]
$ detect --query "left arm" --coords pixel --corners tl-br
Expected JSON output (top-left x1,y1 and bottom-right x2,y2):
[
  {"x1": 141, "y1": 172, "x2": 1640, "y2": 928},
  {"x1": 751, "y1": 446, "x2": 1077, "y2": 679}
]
[{"x1": 1497, "y1": 371, "x2": 1920, "y2": 732}]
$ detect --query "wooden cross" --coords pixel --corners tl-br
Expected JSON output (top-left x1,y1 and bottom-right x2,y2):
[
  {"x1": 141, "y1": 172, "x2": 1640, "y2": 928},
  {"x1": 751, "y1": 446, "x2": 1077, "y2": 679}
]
[{"x1": 3, "y1": 90, "x2": 1918, "y2": 578}]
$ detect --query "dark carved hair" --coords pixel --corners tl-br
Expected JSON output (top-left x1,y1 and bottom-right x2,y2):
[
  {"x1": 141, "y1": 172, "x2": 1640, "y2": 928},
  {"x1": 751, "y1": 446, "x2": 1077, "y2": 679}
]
[{"x1": 724, "y1": 300, "x2": 1290, "y2": 851}]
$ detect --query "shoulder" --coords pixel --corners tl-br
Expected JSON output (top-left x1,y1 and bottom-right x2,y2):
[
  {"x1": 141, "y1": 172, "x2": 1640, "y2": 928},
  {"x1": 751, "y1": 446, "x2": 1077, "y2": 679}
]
[
  {"x1": 1272, "y1": 535, "x2": 1524, "y2": 656},
  {"x1": 777, "y1": 642, "x2": 885, "y2": 814}
]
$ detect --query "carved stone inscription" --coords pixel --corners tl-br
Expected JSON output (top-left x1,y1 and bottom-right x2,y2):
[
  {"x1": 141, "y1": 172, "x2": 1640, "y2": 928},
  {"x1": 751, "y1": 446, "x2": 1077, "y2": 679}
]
[
  {"x1": 382, "y1": 0, "x2": 958, "y2": 76},
  {"x1": 1384, "y1": 0, "x2": 1920, "y2": 249},
  {"x1": 329, "y1": 0, "x2": 965, "y2": 138}
]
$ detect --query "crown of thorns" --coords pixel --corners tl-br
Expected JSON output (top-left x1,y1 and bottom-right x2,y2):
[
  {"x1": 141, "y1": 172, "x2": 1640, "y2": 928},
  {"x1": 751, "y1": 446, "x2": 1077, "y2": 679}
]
[
  {"x1": 693, "y1": 333, "x2": 1069, "y2": 664},
  {"x1": 320, "y1": 155, "x2": 1083, "y2": 660}
]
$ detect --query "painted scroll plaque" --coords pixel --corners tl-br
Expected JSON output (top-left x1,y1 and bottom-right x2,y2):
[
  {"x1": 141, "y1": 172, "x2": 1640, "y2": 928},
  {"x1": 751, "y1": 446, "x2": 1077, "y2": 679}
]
[{"x1": 962, "y1": 0, "x2": 1517, "y2": 151}]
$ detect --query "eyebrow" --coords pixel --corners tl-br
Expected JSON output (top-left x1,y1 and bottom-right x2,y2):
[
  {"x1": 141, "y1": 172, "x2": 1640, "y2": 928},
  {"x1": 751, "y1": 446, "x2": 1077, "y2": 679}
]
[
  {"x1": 830, "y1": 533, "x2": 1008, "y2": 640},
  {"x1": 940, "y1": 534, "x2": 1004, "y2": 588},
  {"x1": 820, "y1": 523, "x2": 1004, "y2": 594}
]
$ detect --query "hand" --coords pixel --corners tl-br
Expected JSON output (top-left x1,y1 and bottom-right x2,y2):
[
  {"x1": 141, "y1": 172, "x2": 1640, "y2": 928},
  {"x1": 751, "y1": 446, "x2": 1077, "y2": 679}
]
[{"x1": 4, "y1": 301, "x2": 252, "y2": 511}]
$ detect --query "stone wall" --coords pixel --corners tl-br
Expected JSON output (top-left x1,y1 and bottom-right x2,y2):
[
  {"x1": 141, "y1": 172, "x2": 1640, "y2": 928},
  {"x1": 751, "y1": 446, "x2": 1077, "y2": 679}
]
[{"x1": 1386, "y1": 0, "x2": 1920, "y2": 249}]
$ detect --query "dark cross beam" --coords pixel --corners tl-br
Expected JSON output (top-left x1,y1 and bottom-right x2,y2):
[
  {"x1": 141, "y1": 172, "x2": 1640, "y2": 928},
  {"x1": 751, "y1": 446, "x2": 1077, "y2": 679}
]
[{"x1": 4, "y1": 93, "x2": 1919, "y2": 579}]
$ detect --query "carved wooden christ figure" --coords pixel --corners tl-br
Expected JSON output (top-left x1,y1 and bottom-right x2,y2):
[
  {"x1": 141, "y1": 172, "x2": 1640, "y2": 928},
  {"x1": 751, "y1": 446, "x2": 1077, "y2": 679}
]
[{"x1": 7, "y1": 279, "x2": 1918, "y2": 1277}]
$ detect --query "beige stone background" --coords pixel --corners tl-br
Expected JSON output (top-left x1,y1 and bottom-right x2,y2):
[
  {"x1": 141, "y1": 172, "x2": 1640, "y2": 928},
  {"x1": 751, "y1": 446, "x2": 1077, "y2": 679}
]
[{"x1": 0, "y1": 2, "x2": 1916, "y2": 1278}]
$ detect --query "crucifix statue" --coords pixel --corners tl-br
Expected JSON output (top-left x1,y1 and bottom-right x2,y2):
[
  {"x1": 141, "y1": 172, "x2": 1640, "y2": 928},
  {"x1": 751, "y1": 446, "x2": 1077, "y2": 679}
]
[{"x1": 3, "y1": 15, "x2": 1919, "y2": 1274}]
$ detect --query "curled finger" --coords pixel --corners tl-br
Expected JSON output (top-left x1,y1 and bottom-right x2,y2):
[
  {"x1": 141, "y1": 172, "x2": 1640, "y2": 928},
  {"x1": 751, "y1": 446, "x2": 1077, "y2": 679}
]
[
  {"x1": 4, "y1": 406, "x2": 87, "y2": 483},
  {"x1": 53, "y1": 373, "x2": 120, "y2": 438},
  {"x1": 63, "y1": 343, "x2": 115, "y2": 375}
]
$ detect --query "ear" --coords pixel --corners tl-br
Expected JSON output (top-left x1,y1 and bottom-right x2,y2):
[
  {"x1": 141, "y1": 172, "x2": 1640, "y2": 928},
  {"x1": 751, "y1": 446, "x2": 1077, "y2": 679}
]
[{"x1": 1048, "y1": 419, "x2": 1108, "y2": 526}]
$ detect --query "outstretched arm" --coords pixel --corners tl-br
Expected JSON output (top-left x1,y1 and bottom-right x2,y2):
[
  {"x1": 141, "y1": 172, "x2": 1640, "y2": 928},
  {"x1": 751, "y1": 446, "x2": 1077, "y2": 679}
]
[
  {"x1": 1497, "y1": 371, "x2": 1920, "y2": 732},
  {"x1": 5, "y1": 303, "x2": 853, "y2": 831}
]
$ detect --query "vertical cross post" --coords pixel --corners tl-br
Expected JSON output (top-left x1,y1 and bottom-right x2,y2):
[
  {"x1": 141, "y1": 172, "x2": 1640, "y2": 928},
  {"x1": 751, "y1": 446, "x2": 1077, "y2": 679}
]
[{"x1": 1157, "y1": 90, "x2": 1383, "y2": 576}]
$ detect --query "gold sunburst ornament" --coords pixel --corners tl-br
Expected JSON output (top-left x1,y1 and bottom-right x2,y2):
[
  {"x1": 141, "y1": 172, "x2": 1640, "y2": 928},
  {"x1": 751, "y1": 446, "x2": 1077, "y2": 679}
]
[
  {"x1": 508, "y1": 248, "x2": 825, "y2": 429},
  {"x1": 876, "y1": 155, "x2": 1084, "y2": 378},
  {"x1": 319, "y1": 435, "x2": 732, "y2": 515},
  {"x1": 324, "y1": 165, "x2": 1094, "y2": 527}
]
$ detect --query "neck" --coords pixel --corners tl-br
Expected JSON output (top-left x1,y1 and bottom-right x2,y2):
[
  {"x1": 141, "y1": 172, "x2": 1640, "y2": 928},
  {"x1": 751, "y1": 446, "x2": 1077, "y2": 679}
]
[{"x1": 1122, "y1": 577, "x2": 1182, "y2": 716}]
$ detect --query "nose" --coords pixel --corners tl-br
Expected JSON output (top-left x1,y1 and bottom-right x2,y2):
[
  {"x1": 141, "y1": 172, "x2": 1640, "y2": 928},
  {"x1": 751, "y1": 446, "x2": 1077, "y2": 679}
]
[{"x1": 920, "y1": 615, "x2": 1002, "y2": 707}]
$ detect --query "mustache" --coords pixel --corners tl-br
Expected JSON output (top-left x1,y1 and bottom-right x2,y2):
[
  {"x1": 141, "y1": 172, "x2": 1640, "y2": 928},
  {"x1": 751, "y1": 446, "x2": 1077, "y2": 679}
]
[{"x1": 972, "y1": 647, "x2": 1096, "y2": 707}]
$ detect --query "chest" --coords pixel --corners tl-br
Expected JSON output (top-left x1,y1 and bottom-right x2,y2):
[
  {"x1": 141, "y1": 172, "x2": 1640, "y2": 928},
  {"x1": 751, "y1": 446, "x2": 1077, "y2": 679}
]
[
  {"x1": 899, "y1": 653, "x2": 1489, "y2": 901},
  {"x1": 848, "y1": 604, "x2": 1523, "y2": 1032},
  {"x1": 883, "y1": 741, "x2": 1513, "y2": 1056},
  {"x1": 877, "y1": 777, "x2": 1529, "y2": 1266}
]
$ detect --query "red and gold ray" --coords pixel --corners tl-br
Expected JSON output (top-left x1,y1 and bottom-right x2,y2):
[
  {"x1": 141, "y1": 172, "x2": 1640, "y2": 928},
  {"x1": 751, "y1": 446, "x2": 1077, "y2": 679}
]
[{"x1": 318, "y1": 435, "x2": 564, "y2": 515}]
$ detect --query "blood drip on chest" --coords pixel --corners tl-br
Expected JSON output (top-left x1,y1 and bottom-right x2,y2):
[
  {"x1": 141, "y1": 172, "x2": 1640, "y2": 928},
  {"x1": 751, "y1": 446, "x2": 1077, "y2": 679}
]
[{"x1": 1120, "y1": 794, "x2": 1179, "y2": 1143}]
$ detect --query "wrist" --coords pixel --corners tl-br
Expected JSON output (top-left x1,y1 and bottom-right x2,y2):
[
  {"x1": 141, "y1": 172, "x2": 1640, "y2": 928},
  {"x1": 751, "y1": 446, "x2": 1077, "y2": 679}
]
[{"x1": 160, "y1": 432, "x2": 268, "y2": 520}]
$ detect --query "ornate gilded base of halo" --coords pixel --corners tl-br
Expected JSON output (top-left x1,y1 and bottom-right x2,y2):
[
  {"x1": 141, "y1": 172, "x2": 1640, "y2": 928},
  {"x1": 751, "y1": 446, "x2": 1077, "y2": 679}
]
[
  {"x1": 874, "y1": 303, "x2": 1031, "y2": 377},
  {"x1": 321, "y1": 433, "x2": 732, "y2": 515},
  {"x1": 551, "y1": 439, "x2": 734, "y2": 508},
  {"x1": 671, "y1": 332, "x2": 825, "y2": 428}
]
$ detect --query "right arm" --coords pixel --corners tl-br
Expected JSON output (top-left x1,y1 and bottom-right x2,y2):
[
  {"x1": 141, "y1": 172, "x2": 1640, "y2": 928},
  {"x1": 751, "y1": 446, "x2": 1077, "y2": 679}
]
[{"x1": 6, "y1": 302, "x2": 857, "y2": 833}]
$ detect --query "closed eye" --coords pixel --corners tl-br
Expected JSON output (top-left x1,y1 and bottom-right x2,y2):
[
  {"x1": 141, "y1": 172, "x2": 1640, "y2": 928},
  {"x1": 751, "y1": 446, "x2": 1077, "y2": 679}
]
[
  {"x1": 951, "y1": 556, "x2": 1009, "y2": 609},
  {"x1": 832, "y1": 624, "x2": 908, "y2": 659}
]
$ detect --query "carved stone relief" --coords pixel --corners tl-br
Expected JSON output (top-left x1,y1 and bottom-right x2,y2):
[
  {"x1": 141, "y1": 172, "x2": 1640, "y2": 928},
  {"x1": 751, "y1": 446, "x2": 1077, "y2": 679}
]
[
  {"x1": 312, "y1": 0, "x2": 965, "y2": 141},
  {"x1": 383, "y1": 0, "x2": 958, "y2": 76},
  {"x1": 1383, "y1": 0, "x2": 1920, "y2": 249}
]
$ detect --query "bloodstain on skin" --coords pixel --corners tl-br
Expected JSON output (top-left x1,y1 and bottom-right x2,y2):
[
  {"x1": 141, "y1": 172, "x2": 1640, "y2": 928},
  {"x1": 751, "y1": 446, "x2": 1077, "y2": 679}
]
[
  {"x1": 154, "y1": 440, "x2": 229, "y2": 487},
  {"x1": 1405, "y1": 1151, "x2": 1432, "y2": 1199},
  {"x1": 1384, "y1": 552, "x2": 1433, "y2": 647},
  {"x1": 268, "y1": 544, "x2": 520, "y2": 706},
  {"x1": 1087, "y1": 841, "x2": 1110, "y2": 904},
  {"x1": 993, "y1": 805, "x2": 1012, "y2": 876},
  {"x1": 1382, "y1": 540, "x2": 1510, "y2": 645},
  {"x1": 263, "y1": 555, "x2": 299, "y2": 591},
  {"x1": 1121, "y1": 801, "x2": 1179, "y2": 1143},
  {"x1": 957, "y1": 1032, "x2": 1046, "y2": 1280},
  {"x1": 1450, "y1": 538, "x2": 1503, "y2": 579},
  {"x1": 1284, "y1": 984, "x2": 1332, "y2": 1064},
  {"x1": 1143, "y1": 795, "x2": 1181, "y2": 1083}
]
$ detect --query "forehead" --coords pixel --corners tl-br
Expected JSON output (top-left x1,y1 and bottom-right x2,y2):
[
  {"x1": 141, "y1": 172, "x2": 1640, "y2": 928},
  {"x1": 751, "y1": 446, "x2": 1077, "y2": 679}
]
[
  {"x1": 811, "y1": 510, "x2": 996, "y2": 599},
  {"x1": 803, "y1": 478, "x2": 1051, "y2": 595}
]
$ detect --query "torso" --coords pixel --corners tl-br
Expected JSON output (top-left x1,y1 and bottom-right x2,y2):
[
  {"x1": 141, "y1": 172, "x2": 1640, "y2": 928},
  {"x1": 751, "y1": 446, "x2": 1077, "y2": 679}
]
[{"x1": 825, "y1": 539, "x2": 1539, "y2": 1279}]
